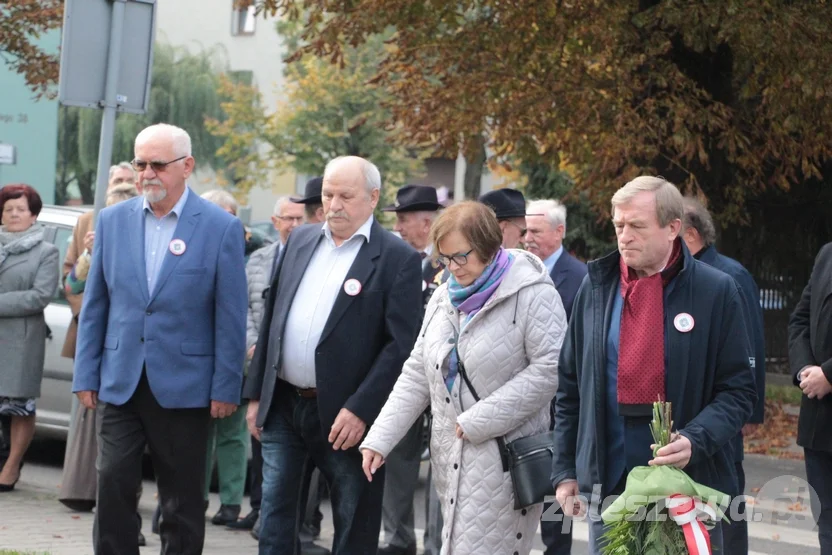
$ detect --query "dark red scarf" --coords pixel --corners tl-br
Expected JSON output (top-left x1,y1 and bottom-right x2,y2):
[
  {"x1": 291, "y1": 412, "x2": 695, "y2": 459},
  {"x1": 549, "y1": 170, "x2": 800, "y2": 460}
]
[{"x1": 617, "y1": 239, "x2": 683, "y2": 416}]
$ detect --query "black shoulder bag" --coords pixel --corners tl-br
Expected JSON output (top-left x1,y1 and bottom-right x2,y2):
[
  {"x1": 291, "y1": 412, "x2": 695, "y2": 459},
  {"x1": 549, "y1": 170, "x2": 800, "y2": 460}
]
[{"x1": 457, "y1": 354, "x2": 556, "y2": 510}]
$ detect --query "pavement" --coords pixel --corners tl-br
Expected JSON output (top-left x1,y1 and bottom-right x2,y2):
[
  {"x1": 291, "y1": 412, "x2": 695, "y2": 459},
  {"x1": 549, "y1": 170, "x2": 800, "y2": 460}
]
[{"x1": 0, "y1": 439, "x2": 822, "y2": 554}]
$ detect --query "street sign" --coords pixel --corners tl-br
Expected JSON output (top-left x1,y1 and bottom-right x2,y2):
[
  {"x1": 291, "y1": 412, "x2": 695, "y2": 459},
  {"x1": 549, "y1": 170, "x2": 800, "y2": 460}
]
[
  {"x1": 0, "y1": 144, "x2": 15, "y2": 165},
  {"x1": 58, "y1": 0, "x2": 156, "y2": 115}
]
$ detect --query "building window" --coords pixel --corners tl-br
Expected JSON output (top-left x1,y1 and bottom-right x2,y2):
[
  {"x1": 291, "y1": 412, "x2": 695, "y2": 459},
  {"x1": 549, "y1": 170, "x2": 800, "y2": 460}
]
[{"x1": 232, "y1": 2, "x2": 256, "y2": 36}]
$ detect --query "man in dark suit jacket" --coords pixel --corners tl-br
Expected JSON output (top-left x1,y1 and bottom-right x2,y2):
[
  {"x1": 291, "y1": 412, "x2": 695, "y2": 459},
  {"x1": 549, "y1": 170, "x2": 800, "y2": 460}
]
[
  {"x1": 526, "y1": 199, "x2": 588, "y2": 320},
  {"x1": 789, "y1": 243, "x2": 832, "y2": 553},
  {"x1": 681, "y1": 197, "x2": 766, "y2": 554},
  {"x1": 525, "y1": 197, "x2": 587, "y2": 555},
  {"x1": 244, "y1": 156, "x2": 423, "y2": 555}
]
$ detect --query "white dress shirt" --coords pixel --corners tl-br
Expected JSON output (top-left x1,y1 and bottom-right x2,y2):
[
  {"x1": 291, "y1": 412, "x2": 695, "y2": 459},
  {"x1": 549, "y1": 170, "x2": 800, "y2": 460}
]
[{"x1": 280, "y1": 216, "x2": 374, "y2": 388}]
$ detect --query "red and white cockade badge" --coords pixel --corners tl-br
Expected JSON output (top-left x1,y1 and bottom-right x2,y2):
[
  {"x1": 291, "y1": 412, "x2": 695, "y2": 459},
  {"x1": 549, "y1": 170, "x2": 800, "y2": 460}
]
[
  {"x1": 674, "y1": 312, "x2": 694, "y2": 333},
  {"x1": 344, "y1": 278, "x2": 362, "y2": 296},
  {"x1": 169, "y1": 239, "x2": 187, "y2": 256}
]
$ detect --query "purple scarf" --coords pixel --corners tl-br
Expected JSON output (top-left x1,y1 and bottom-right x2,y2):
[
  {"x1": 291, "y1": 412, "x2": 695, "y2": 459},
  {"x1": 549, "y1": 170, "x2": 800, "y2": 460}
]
[{"x1": 445, "y1": 248, "x2": 514, "y2": 391}]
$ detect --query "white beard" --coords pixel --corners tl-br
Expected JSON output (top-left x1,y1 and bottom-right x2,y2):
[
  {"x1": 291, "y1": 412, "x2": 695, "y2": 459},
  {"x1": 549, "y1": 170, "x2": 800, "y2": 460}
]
[{"x1": 143, "y1": 187, "x2": 167, "y2": 204}]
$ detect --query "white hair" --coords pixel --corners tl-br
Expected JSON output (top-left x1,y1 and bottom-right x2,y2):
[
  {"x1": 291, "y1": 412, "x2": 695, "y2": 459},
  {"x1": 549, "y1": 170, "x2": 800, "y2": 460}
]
[
  {"x1": 135, "y1": 123, "x2": 192, "y2": 158},
  {"x1": 201, "y1": 189, "x2": 238, "y2": 213},
  {"x1": 527, "y1": 199, "x2": 567, "y2": 231},
  {"x1": 324, "y1": 156, "x2": 381, "y2": 193},
  {"x1": 108, "y1": 161, "x2": 134, "y2": 180},
  {"x1": 409, "y1": 210, "x2": 438, "y2": 221},
  {"x1": 272, "y1": 195, "x2": 292, "y2": 216}
]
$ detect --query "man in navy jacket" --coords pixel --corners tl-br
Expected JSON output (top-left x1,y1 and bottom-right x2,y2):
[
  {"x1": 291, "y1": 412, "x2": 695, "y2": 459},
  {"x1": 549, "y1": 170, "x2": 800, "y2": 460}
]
[
  {"x1": 552, "y1": 177, "x2": 756, "y2": 554},
  {"x1": 682, "y1": 196, "x2": 766, "y2": 554}
]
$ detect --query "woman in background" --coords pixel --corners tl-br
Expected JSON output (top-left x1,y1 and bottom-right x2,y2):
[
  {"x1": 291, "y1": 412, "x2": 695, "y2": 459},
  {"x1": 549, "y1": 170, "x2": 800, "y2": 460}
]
[{"x1": 0, "y1": 184, "x2": 60, "y2": 492}]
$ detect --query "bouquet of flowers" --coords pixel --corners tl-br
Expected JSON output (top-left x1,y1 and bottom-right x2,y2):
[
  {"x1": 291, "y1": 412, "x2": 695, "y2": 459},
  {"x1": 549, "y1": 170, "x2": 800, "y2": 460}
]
[{"x1": 600, "y1": 401, "x2": 729, "y2": 555}]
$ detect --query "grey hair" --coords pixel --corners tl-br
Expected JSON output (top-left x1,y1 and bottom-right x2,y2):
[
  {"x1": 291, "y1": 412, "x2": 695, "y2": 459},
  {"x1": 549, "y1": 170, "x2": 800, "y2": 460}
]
[
  {"x1": 201, "y1": 189, "x2": 238, "y2": 214},
  {"x1": 108, "y1": 161, "x2": 134, "y2": 181},
  {"x1": 409, "y1": 210, "x2": 438, "y2": 222},
  {"x1": 105, "y1": 183, "x2": 139, "y2": 206},
  {"x1": 527, "y1": 199, "x2": 567, "y2": 232},
  {"x1": 682, "y1": 196, "x2": 717, "y2": 247},
  {"x1": 324, "y1": 156, "x2": 382, "y2": 193},
  {"x1": 272, "y1": 195, "x2": 292, "y2": 216},
  {"x1": 611, "y1": 176, "x2": 683, "y2": 227},
  {"x1": 135, "y1": 123, "x2": 193, "y2": 158}
]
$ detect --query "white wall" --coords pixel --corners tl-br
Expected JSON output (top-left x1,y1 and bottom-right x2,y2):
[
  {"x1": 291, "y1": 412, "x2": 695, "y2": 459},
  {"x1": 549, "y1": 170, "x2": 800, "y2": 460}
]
[{"x1": 155, "y1": 1, "x2": 296, "y2": 219}]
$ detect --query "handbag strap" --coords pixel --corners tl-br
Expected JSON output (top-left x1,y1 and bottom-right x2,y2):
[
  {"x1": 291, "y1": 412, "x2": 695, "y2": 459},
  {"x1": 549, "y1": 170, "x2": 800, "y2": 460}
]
[{"x1": 456, "y1": 351, "x2": 511, "y2": 472}]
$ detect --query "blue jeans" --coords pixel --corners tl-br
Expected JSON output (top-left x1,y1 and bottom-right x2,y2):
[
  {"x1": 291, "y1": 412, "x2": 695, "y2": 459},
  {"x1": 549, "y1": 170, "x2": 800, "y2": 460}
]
[{"x1": 258, "y1": 386, "x2": 385, "y2": 555}]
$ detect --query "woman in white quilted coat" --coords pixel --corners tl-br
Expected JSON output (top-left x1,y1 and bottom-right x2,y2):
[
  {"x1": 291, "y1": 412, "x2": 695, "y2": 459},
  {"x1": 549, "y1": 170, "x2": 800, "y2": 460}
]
[{"x1": 361, "y1": 201, "x2": 567, "y2": 555}]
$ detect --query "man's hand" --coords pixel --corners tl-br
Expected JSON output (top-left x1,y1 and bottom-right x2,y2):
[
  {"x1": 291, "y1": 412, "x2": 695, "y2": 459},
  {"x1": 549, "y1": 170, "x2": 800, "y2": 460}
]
[
  {"x1": 799, "y1": 365, "x2": 832, "y2": 400},
  {"x1": 555, "y1": 480, "x2": 584, "y2": 517},
  {"x1": 76, "y1": 390, "x2": 98, "y2": 410},
  {"x1": 246, "y1": 401, "x2": 261, "y2": 441},
  {"x1": 328, "y1": 408, "x2": 366, "y2": 450},
  {"x1": 361, "y1": 448, "x2": 385, "y2": 482},
  {"x1": 83, "y1": 231, "x2": 95, "y2": 252},
  {"x1": 247, "y1": 345, "x2": 256, "y2": 360},
  {"x1": 211, "y1": 401, "x2": 237, "y2": 419},
  {"x1": 649, "y1": 433, "x2": 692, "y2": 469}
]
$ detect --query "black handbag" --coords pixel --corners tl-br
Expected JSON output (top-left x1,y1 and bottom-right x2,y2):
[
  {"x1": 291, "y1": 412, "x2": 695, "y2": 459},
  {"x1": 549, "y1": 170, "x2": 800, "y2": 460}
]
[{"x1": 457, "y1": 356, "x2": 555, "y2": 510}]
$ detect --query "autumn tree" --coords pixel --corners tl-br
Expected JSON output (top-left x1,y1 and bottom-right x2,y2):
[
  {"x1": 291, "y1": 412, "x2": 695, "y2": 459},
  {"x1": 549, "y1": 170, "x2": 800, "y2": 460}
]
[
  {"x1": 57, "y1": 43, "x2": 228, "y2": 203},
  {"x1": 0, "y1": 0, "x2": 63, "y2": 97},
  {"x1": 255, "y1": 0, "x2": 832, "y2": 291},
  {"x1": 208, "y1": 21, "x2": 425, "y2": 208}
]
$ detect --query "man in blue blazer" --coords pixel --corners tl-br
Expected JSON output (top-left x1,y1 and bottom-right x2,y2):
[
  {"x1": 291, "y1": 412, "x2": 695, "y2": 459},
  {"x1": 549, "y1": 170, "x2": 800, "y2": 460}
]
[
  {"x1": 525, "y1": 199, "x2": 588, "y2": 321},
  {"x1": 73, "y1": 123, "x2": 248, "y2": 555}
]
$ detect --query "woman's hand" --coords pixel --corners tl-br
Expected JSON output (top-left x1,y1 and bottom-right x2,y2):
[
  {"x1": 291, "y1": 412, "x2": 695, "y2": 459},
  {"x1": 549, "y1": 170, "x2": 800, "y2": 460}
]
[
  {"x1": 455, "y1": 423, "x2": 468, "y2": 440},
  {"x1": 361, "y1": 448, "x2": 385, "y2": 482}
]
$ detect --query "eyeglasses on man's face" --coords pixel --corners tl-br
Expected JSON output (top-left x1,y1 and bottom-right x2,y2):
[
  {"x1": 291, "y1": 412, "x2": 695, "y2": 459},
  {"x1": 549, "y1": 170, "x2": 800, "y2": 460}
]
[
  {"x1": 505, "y1": 220, "x2": 527, "y2": 236},
  {"x1": 131, "y1": 156, "x2": 187, "y2": 173},
  {"x1": 277, "y1": 216, "x2": 304, "y2": 224},
  {"x1": 436, "y1": 248, "x2": 475, "y2": 268}
]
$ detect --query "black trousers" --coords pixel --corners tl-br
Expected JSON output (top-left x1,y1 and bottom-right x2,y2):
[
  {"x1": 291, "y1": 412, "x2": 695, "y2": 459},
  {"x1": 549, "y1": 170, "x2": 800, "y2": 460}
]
[
  {"x1": 722, "y1": 461, "x2": 748, "y2": 554},
  {"x1": 94, "y1": 372, "x2": 210, "y2": 555},
  {"x1": 250, "y1": 435, "x2": 263, "y2": 510},
  {"x1": 806, "y1": 448, "x2": 832, "y2": 555}
]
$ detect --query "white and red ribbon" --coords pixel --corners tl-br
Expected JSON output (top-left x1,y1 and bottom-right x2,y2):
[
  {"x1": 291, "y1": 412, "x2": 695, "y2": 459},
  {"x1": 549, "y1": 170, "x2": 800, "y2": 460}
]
[{"x1": 666, "y1": 494, "x2": 717, "y2": 555}]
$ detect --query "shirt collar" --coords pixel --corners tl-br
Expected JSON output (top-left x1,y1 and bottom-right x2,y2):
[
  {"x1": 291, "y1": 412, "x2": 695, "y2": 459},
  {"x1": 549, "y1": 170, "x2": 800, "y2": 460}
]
[
  {"x1": 143, "y1": 186, "x2": 190, "y2": 218},
  {"x1": 543, "y1": 245, "x2": 564, "y2": 274},
  {"x1": 322, "y1": 215, "x2": 374, "y2": 247},
  {"x1": 423, "y1": 244, "x2": 433, "y2": 257}
]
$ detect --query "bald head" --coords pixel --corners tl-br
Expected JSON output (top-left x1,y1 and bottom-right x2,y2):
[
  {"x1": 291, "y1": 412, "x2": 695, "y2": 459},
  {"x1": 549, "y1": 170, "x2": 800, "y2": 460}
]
[{"x1": 322, "y1": 156, "x2": 381, "y2": 243}]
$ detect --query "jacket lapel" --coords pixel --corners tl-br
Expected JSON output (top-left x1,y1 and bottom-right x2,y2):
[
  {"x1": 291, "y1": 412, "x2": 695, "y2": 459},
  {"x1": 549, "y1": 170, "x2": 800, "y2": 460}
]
[
  {"x1": 318, "y1": 221, "x2": 383, "y2": 345},
  {"x1": 277, "y1": 227, "x2": 323, "y2": 311},
  {"x1": 129, "y1": 202, "x2": 150, "y2": 303},
  {"x1": 550, "y1": 251, "x2": 570, "y2": 288},
  {"x1": 149, "y1": 192, "x2": 201, "y2": 304},
  {"x1": 0, "y1": 257, "x2": 28, "y2": 277}
]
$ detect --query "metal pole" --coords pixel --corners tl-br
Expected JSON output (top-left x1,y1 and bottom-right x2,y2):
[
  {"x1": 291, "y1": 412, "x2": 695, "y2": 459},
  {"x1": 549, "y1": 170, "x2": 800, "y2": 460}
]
[{"x1": 92, "y1": 0, "x2": 127, "y2": 223}]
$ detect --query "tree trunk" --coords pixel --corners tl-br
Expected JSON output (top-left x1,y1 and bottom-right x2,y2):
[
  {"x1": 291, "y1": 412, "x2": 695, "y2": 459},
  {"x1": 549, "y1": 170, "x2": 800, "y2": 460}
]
[{"x1": 463, "y1": 135, "x2": 486, "y2": 200}]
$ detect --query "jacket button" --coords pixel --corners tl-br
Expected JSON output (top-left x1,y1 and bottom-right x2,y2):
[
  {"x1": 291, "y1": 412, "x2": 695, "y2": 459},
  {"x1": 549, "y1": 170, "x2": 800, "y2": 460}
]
[
  {"x1": 146, "y1": 310, "x2": 152, "y2": 315},
  {"x1": 453, "y1": 463, "x2": 458, "y2": 469},
  {"x1": 435, "y1": 364, "x2": 439, "y2": 369},
  {"x1": 521, "y1": 509, "x2": 527, "y2": 515},
  {"x1": 514, "y1": 552, "x2": 519, "y2": 555},
  {"x1": 516, "y1": 533, "x2": 522, "y2": 539},
  {"x1": 450, "y1": 498, "x2": 454, "y2": 505},
  {"x1": 445, "y1": 397, "x2": 450, "y2": 403},
  {"x1": 140, "y1": 337, "x2": 144, "y2": 343}
]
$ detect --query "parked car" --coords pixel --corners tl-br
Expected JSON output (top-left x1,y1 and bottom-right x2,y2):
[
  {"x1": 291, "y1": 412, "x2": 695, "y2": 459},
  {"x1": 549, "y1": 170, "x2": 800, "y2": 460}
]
[
  {"x1": 33, "y1": 204, "x2": 90, "y2": 440},
  {"x1": 248, "y1": 220, "x2": 278, "y2": 243}
]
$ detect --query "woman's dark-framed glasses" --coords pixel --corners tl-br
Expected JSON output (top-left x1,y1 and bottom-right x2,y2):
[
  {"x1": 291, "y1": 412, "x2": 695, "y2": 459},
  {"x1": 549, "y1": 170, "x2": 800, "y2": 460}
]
[
  {"x1": 131, "y1": 156, "x2": 187, "y2": 173},
  {"x1": 436, "y1": 248, "x2": 474, "y2": 267}
]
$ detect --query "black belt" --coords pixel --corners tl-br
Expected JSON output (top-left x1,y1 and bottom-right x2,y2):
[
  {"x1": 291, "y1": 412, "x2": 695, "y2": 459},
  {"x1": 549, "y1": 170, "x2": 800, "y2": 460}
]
[{"x1": 280, "y1": 379, "x2": 317, "y2": 399}]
